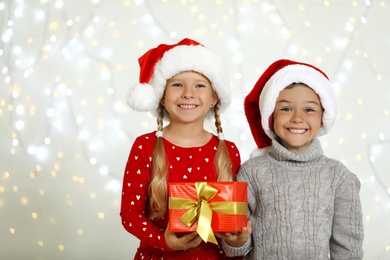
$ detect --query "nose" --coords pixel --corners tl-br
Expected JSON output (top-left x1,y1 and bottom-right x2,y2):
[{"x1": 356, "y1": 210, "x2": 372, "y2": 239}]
[
  {"x1": 182, "y1": 87, "x2": 194, "y2": 99},
  {"x1": 290, "y1": 111, "x2": 303, "y2": 123}
]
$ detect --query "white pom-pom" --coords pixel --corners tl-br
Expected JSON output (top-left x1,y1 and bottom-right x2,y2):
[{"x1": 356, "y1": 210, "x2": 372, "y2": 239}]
[{"x1": 126, "y1": 83, "x2": 159, "y2": 112}]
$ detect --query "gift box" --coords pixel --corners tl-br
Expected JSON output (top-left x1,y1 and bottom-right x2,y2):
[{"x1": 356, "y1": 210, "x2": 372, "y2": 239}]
[{"x1": 168, "y1": 182, "x2": 248, "y2": 244}]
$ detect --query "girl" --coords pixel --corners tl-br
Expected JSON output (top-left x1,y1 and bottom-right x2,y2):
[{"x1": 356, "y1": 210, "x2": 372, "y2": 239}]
[
  {"x1": 221, "y1": 59, "x2": 364, "y2": 259},
  {"x1": 120, "y1": 38, "x2": 244, "y2": 259}
]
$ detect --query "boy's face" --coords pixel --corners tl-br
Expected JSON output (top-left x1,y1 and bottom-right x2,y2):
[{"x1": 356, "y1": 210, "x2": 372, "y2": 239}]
[{"x1": 272, "y1": 84, "x2": 323, "y2": 152}]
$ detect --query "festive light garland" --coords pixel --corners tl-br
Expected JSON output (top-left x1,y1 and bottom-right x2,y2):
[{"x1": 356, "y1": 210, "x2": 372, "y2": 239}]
[{"x1": 0, "y1": 0, "x2": 389, "y2": 259}]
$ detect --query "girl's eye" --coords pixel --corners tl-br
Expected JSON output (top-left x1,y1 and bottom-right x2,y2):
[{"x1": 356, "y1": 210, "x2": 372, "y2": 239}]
[
  {"x1": 305, "y1": 108, "x2": 315, "y2": 112},
  {"x1": 195, "y1": 83, "x2": 206, "y2": 88},
  {"x1": 171, "y1": 83, "x2": 182, "y2": 87},
  {"x1": 281, "y1": 107, "x2": 291, "y2": 111}
]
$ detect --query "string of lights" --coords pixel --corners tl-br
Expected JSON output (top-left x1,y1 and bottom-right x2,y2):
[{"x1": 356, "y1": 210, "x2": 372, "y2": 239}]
[{"x1": 0, "y1": 0, "x2": 389, "y2": 259}]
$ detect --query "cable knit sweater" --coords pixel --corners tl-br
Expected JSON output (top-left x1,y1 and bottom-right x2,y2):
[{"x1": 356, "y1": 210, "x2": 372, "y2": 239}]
[{"x1": 222, "y1": 138, "x2": 364, "y2": 260}]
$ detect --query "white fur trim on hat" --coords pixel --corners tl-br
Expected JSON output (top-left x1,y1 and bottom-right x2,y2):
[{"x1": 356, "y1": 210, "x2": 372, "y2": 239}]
[
  {"x1": 250, "y1": 146, "x2": 272, "y2": 158},
  {"x1": 151, "y1": 44, "x2": 230, "y2": 117},
  {"x1": 260, "y1": 64, "x2": 338, "y2": 140},
  {"x1": 126, "y1": 45, "x2": 229, "y2": 117}
]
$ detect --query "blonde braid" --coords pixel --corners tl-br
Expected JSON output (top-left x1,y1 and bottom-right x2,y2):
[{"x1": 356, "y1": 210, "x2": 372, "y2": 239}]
[
  {"x1": 149, "y1": 104, "x2": 168, "y2": 219},
  {"x1": 213, "y1": 102, "x2": 233, "y2": 182}
]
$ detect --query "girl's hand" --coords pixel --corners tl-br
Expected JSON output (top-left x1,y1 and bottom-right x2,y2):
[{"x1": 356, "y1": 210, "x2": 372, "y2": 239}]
[
  {"x1": 215, "y1": 220, "x2": 252, "y2": 247},
  {"x1": 164, "y1": 225, "x2": 203, "y2": 251}
]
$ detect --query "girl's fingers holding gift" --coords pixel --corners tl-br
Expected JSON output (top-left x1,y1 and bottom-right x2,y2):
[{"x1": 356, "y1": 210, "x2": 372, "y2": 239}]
[
  {"x1": 184, "y1": 232, "x2": 200, "y2": 242},
  {"x1": 185, "y1": 233, "x2": 202, "y2": 248},
  {"x1": 164, "y1": 229, "x2": 202, "y2": 251}
]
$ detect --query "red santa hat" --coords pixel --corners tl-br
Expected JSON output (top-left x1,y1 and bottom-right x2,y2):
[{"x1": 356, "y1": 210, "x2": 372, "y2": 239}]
[
  {"x1": 244, "y1": 59, "x2": 339, "y2": 157},
  {"x1": 126, "y1": 38, "x2": 230, "y2": 117}
]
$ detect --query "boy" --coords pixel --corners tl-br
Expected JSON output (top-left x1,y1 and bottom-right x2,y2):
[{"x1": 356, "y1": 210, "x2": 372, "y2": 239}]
[{"x1": 221, "y1": 59, "x2": 364, "y2": 259}]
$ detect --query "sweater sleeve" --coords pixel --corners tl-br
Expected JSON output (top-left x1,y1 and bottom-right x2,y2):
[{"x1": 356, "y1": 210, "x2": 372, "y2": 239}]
[
  {"x1": 120, "y1": 135, "x2": 171, "y2": 251},
  {"x1": 330, "y1": 165, "x2": 364, "y2": 259},
  {"x1": 221, "y1": 163, "x2": 254, "y2": 257}
]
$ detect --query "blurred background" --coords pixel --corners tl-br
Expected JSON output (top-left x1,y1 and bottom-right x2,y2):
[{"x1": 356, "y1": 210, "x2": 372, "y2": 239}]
[{"x1": 0, "y1": 0, "x2": 389, "y2": 259}]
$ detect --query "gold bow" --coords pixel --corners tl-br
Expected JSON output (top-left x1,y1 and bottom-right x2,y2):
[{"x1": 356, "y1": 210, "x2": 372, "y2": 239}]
[{"x1": 169, "y1": 182, "x2": 247, "y2": 245}]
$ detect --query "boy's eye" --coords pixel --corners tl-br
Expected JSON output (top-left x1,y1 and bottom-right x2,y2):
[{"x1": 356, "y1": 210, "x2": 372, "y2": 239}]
[
  {"x1": 171, "y1": 83, "x2": 182, "y2": 87},
  {"x1": 195, "y1": 83, "x2": 206, "y2": 88},
  {"x1": 280, "y1": 107, "x2": 291, "y2": 111}
]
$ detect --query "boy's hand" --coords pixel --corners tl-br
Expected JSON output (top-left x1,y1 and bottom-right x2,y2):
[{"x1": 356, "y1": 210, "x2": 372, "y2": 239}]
[{"x1": 215, "y1": 220, "x2": 252, "y2": 247}]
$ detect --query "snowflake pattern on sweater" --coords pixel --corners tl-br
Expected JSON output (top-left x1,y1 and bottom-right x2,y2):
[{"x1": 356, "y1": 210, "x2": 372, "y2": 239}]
[{"x1": 120, "y1": 131, "x2": 241, "y2": 258}]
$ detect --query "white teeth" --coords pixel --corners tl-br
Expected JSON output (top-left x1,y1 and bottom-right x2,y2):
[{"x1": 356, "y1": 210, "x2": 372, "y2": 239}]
[
  {"x1": 289, "y1": 128, "x2": 306, "y2": 133},
  {"x1": 180, "y1": 104, "x2": 196, "y2": 109}
]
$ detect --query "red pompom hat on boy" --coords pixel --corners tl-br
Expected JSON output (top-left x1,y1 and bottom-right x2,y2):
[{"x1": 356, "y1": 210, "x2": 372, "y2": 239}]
[
  {"x1": 245, "y1": 59, "x2": 339, "y2": 157},
  {"x1": 126, "y1": 38, "x2": 230, "y2": 117}
]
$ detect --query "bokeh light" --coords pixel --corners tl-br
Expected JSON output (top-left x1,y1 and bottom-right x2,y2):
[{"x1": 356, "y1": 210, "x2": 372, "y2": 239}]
[{"x1": 0, "y1": 0, "x2": 389, "y2": 259}]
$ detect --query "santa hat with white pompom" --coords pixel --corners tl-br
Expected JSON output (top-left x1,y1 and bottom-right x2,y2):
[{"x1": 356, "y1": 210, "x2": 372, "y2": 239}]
[
  {"x1": 126, "y1": 38, "x2": 231, "y2": 117},
  {"x1": 245, "y1": 59, "x2": 339, "y2": 157}
]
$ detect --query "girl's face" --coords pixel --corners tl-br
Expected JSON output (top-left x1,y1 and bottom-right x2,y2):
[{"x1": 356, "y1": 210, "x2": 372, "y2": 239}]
[
  {"x1": 273, "y1": 84, "x2": 323, "y2": 152},
  {"x1": 161, "y1": 71, "x2": 218, "y2": 124}
]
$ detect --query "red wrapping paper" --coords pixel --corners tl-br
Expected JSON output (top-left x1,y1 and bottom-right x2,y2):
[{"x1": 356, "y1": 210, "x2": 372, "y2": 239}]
[{"x1": 168, "y1": 182, "x2": 248, "y2": 233}]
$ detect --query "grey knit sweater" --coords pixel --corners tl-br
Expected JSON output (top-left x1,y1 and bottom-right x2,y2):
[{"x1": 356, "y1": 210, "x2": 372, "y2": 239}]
[{"x1": 222, "y1": 138, "x2": 364, "y2": 260}]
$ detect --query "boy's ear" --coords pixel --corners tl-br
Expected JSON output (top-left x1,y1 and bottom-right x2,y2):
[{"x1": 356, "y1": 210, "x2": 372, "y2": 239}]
[{"x1": 269, "y1": 114, "x2": 274, "y2": 131}]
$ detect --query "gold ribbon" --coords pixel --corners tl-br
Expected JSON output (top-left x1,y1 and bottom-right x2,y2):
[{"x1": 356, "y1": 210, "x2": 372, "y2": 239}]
[{"x1": 169, "y1": 182, "x2": 248, "y2": 245}]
